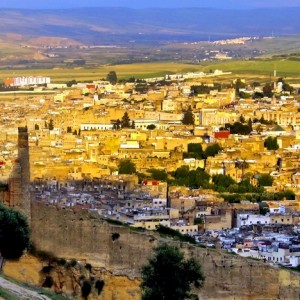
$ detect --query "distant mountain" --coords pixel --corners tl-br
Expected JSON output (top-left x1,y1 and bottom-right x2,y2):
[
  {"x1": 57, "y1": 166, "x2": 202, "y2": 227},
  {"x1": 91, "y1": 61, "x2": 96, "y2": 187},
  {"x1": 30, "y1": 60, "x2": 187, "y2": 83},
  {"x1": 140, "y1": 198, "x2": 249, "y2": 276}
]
[{"x1": 0, "y1": 7, "x2": 299, "y2": 45}]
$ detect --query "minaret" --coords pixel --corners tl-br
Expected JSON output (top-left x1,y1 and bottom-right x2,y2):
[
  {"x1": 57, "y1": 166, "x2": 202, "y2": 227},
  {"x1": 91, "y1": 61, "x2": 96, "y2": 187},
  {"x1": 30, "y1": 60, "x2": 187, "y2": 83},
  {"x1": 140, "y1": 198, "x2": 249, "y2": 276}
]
[{"x1": 12, "y1": 127, "x2": 31, "y2": 220}]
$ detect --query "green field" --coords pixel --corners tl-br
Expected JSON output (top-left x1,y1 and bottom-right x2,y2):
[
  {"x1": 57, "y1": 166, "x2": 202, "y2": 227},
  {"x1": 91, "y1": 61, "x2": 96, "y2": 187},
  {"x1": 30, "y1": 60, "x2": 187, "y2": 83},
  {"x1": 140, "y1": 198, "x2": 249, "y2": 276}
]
[
  {"x1": 199, "y1": 59, "x2": 300, "y2": 78},
  {"x1": 0, "y1": 63, "x2": 201, "y2": 83},
  {"x1": 1, "y1": 59, "x2": 300, "y2": 84}
]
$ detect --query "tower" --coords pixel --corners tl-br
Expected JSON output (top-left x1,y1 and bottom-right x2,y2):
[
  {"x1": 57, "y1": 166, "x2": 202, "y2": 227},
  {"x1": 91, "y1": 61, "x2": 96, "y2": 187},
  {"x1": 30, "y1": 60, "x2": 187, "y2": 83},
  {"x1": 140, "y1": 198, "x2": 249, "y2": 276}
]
[{"x1": 9, "y1": 127, "x2": 31, "y2": 220}]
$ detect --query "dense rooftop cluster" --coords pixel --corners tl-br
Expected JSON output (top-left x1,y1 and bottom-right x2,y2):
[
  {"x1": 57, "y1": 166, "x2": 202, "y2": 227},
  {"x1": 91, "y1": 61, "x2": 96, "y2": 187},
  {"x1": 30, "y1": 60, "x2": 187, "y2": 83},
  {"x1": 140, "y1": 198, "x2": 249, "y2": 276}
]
[{"x1": 1, "y1": 71, "x2": 300, "y2": 267}]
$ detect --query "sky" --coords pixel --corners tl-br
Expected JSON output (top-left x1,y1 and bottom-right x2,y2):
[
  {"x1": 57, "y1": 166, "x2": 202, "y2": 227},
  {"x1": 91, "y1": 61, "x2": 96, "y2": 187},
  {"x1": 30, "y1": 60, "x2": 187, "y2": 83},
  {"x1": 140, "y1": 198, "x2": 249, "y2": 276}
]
[{"x1": 0, "y1": 0, "x2": 300, "y2": 9}]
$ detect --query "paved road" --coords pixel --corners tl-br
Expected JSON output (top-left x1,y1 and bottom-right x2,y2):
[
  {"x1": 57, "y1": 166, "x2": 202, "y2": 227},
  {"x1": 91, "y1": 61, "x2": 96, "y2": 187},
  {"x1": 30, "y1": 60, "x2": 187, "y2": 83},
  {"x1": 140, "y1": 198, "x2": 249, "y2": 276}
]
[{"x1": 0, "y1": 277, "x2": 52, "y2": 300}]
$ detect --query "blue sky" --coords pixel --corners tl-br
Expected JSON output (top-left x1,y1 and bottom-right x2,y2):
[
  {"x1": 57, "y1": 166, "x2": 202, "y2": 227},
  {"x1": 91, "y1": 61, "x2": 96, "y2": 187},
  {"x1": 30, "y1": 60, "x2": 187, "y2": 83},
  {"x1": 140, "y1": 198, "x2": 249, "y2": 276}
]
[{"x1": 0, "y1": 0, "x2": 300, "y2": 9}]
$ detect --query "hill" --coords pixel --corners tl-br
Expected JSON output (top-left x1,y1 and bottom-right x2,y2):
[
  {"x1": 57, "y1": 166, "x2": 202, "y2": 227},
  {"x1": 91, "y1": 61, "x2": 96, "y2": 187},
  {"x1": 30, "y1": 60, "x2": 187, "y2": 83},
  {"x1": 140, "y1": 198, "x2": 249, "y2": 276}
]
[{"x1": 0, "y1": 7, "x2": 300, "y2": 45}]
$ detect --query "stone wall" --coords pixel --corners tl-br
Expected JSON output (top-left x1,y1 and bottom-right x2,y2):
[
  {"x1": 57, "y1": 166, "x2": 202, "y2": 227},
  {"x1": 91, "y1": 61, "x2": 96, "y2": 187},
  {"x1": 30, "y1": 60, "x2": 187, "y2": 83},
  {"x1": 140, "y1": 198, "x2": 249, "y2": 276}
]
[{"x1": 31, "y1": 202, "x2": 300, "y2": 300}]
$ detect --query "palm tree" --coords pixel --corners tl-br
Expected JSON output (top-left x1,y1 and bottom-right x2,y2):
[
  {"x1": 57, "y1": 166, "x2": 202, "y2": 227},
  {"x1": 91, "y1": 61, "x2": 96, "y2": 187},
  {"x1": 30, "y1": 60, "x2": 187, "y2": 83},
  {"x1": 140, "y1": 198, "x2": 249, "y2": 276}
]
[{"x1": 235, "y1": 159, "x2": 249, "y2": 181}]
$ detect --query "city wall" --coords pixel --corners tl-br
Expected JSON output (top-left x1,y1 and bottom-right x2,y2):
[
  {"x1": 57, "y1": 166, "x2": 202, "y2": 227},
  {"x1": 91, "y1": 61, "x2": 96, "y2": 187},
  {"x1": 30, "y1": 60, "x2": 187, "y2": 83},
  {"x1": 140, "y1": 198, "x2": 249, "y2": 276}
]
[{"x1": 31, "y1": 202, "x2": 300, "y2": 300}]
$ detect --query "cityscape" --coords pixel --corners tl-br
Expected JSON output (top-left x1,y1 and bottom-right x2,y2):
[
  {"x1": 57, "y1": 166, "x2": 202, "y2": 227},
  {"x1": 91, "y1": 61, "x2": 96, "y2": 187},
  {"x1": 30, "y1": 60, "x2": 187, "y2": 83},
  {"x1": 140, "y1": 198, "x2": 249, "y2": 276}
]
[{"x1": 1, "y1": 1, "x2": 300, "y2": 300}]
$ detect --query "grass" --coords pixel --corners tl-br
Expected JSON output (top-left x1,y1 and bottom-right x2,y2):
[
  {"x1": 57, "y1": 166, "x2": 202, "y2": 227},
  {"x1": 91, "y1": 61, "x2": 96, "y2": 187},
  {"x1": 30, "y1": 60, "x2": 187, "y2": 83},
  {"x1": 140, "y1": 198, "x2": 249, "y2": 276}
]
[
  {"x1": 0, "y1": 62, "x2": 202, "y2": 83},
  {"x1": 1, "y1": 58, "x2": 300, "y2": 87},
  {"x1": 0, "y1": 274, "x2": 67, "y2": 300},
  {"x1": 199, "y1": 59, "x2": 300, "y2": 78},
  {"x1": 0, "y1": 286, "x2": 19, "y2": 300}
]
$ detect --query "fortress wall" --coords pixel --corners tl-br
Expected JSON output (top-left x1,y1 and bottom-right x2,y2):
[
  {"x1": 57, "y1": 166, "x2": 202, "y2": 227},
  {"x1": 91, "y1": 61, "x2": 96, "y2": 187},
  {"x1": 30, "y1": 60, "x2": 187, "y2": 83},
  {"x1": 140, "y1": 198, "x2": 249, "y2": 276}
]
[{"x1": 31, "y1": 202, "x2": 300, "y2": 300}]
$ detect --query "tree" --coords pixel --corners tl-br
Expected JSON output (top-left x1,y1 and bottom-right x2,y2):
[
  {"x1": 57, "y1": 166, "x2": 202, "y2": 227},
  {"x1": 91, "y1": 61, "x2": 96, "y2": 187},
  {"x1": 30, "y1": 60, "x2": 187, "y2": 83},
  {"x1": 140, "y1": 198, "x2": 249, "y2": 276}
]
[
  {"x1": 106, "y1": 71, "x2": 118, "y2": 85},
  {"x1": 95, "y1": 280, "x2": 105, "y2": 296},
  {"x1": 48, "y1": 119, "x2": 54, "y2": 131},
  {"x1": 66, "y1": 79, "x2": 77, "y2": 87},
  {"x1": 131, "y1": 120, "x2": 135, "y2": 129},
  {"x1": 182, "y1": 107, "x2": 194, "y2": 125},
  {"x1": 141, "y1": 244, "x2": 205, "y2": 300},
  {"x1": 0, "y1": 204, "x2": 30, "y2": 268},
  {"x1": 147, "y1": 124, "x2": 156, "y2": 130},
  {"x1": 234, "y1": 78, "x2": 246, "y2": 93},
  {"x1": 174, "y1": 166, "x2": 190, "y2": 180},
  {"x1": 113, "y1": 119, "x2": 121, "y2": 130},
  {"x1": 118, "y1": 159, "x2": 136, "y2": 174},
  {"x1": 264, "y1": 136, "x2": 279, "y2": 150},
  {"x1": 263, "y1": 83, "x2": 273, "y2": 98},
  {"x1": 247, "y1": 118, "x2": 253, "y2": 131},
  {"x1": 257, "y1": 174, "x2": 274, "y2": 187},
  {"x1": 184, "y1": 143, "x2": 204, "y2": 160},
  {"x1": 121, "y1": 112, "x2": 131, "y2": 128},
  {"x1": 147, "y1": 169, "x2": 168, "y2": 181},
  {"x1": 212, "y1": 174, "x2": 236, "y2": 189},
  {"x1": 239, "y1": 115, "x2": 245, "y2": 123},
  {"x1": 204, "y1": 143, "x2": 222, "y2": 158},
  {"x1": 81, "y1": 280, "x2": 92, "y2": 300},
  {"x1": 235, "y1": 160, "x2": 249, "y2": 180},
  {"x1": 225, "y1": 122, "x2": 251, "y2": 135},
  {"x1": 259, "y1": 202, "x2": 270, "y2": 215}
]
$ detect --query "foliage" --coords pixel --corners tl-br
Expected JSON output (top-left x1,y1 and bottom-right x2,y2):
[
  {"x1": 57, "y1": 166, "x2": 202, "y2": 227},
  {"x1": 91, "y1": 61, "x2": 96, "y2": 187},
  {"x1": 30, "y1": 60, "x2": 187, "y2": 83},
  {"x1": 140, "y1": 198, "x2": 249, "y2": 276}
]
[
  {"x1": 174, "y1": 166, "x2": 190, "y2": 180},
  {"x1": 194, "y1": 218, "x2": 203, "y2": 225},
  {"x1": 147, "y1": 169, "x2": 168, "y2": 181},
  {"x1": 264, "y1": 136, "x2": 279, "y2": 150},
  {"x1": 147, "y1": 124, "x2": 156, "y2": 130},
  {"x1": 48, "y1": 119, "x2": 54, "y2": 131},
  {"x1": 263, "y1": 83, "x2": 273, "y2": 98},
  {"x1": 212, "y1": 174, "x2": 236, "y2": 190},
  {"x1": 118, "y1": 159, "x2": 136, "y2": 174},
  {"x1": 257, "y1": 174, "x2": 274, "y2": 187},
  {"x1": 141, "y1": 243, "x2": 205, "y2": 300},
  {"x1": 239, "y1": 115, "x2": 245, "y2": 123},
  {"x1": 156, "y1": 226, "x2": 196, "y2": 244},
  {"x1": 259, "y1": 202, "x2": 270, "y2": 215},
  {"x1": 81, "y1": 280, "x2": 92, "y2": 300},
  {"x1": 172, "y1": 167, "x2": 210, "y2": 189},
  {"x1": 112, "y1": 119, "x2": 121, "y2": 130},
  {"x1": 0, "y1": 204, "x2": 30, "y2": 260},
  {"x1": 121, "y1": 112, "x2": 131, "y2": 128},
  {"x1": 95, "y1": 279, "x2": 105, "y2": 295},
  {"x1": 106, "y1": 71, "x2": 118, "y2": 85},
  {"x1": 235, "y1": 160, "x2": 249, "y2": 180},
  {"x1": 247, "y1": 118, "x2": 253, "y2": 131},
  {"x1": 66, "y1": 79, "x2": 77, "y2": 87},
  {"x1": 233, "y1": 78, "x2": 246, "y2": 92},
  {"x1": 42, "y1": 276, "x2": 54, "y2": 288},
  {"x1": 184, "y1": 143, "x2": 204, "y2": 160},
  {"x1": 277, "y1": 78, "x2": 294, "y2": 93},
  {"x1": 135, "y1": 83, "x2": 148, "y2": 93},
  {"x1": 253, "y1": 91, "x2": 264, "y2": 99},
  {"x1": 191, "y1": 84, "x2": 219, "y2": 95},
  {"x1": 182, "y1": 107, "x2": 194, "y2": 125},
  {"x1": 204, "y1": 143, "x2": 222, "y2": 158},
  {"x1": 225, "y1": 122, "x2": 251, "y2": 135}
]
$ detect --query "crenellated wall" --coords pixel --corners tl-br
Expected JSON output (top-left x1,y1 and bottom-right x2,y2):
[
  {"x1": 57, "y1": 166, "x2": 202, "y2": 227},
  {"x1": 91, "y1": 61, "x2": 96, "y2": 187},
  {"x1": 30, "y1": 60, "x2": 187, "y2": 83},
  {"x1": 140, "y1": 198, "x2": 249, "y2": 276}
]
[{"x1": 31, "y1": 202, "x2": 300, "y2": 300}]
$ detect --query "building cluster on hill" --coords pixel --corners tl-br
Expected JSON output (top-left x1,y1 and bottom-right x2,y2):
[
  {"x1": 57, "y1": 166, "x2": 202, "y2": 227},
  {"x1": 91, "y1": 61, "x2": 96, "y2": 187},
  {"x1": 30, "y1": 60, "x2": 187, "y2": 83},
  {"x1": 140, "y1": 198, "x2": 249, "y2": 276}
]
[{"x1": 1, "y1": 70, "x2": 300, "y2": 267}]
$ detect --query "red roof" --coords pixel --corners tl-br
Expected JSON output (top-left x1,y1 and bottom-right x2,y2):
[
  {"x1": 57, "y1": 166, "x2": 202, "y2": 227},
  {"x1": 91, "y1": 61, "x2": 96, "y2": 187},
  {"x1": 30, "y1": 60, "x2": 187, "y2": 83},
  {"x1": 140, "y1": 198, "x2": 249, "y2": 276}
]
[{"x1": 214, "y1": 131, "x2": 230, "y2": 139}]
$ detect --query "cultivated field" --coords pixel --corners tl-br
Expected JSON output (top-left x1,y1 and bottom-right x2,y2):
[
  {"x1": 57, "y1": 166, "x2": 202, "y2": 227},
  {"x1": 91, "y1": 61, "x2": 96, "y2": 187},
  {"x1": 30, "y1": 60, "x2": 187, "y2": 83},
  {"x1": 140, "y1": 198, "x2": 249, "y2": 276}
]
[
  {"x1": 0, "y1": 63, "x2": 201, "y2": 83},
  {"x1": 1, "y1": 59, "x2": 300, "y2": 84}
]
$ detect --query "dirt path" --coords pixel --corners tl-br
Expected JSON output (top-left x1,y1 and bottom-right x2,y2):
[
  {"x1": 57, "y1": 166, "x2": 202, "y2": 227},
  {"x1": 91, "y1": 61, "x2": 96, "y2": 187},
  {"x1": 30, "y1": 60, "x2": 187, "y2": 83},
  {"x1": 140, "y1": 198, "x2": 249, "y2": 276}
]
[{"x1": 0, "y1": 277, "x2": 52, "y2": 300}]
